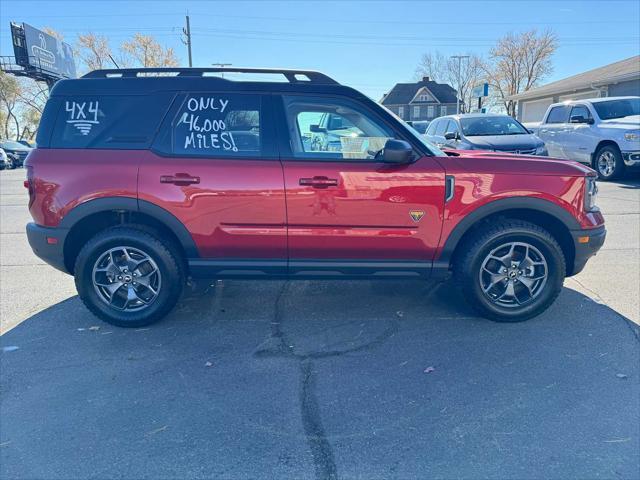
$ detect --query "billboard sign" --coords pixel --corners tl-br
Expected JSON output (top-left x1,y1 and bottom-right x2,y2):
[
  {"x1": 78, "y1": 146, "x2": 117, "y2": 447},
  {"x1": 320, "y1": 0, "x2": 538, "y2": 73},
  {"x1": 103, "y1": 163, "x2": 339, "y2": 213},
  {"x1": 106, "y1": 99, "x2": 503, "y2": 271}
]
[{"x1": 21, "y1": 23, "x2": 76, "y2": 79}]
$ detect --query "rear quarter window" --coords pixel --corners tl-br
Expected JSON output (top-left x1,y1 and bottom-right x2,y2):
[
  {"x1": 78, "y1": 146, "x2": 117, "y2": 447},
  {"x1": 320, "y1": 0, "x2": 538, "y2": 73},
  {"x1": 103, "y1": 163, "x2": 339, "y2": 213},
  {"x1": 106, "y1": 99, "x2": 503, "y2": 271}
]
[
  {"x1": 50, "y1": 93, "x2": 174, "y2": 149},
  {"x1": 171, "y1": 93, "x2": 261, "y2": 157}
]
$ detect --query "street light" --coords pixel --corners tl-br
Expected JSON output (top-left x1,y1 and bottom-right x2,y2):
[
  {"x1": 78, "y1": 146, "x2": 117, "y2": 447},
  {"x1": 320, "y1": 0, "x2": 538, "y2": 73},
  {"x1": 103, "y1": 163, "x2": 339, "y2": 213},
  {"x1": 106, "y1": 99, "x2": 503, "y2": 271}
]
[{"x1": 450, "y1": 55, "x2": 469, "y2": 114}]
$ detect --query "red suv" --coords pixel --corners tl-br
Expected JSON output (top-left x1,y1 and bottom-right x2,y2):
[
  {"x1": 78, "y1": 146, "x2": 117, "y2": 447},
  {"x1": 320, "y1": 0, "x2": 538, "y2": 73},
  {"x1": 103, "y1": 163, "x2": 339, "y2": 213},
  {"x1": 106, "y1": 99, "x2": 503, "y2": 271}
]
[{"x1": 25, "y1": 67, "x2": 605, "y2": 327}]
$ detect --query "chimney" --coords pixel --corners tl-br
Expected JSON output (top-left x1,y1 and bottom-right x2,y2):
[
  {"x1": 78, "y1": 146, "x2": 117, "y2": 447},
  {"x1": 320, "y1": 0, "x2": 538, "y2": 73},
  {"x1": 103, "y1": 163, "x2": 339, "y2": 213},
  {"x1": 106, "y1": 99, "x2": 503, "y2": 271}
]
[{"x1": 422, "y1": 76, "x2": 430, "y2": 82}]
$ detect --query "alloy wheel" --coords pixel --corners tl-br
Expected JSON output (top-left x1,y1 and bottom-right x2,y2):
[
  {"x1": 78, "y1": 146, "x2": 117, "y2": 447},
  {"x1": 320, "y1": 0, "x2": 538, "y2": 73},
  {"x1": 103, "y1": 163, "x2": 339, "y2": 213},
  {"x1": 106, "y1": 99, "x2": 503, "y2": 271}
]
[
  {"x1": 479, "y1": 241, "x2": 548, "y2": 308},
  {"x1": 597, "y1": 151, "x2": 616, "y2": 177},
  {"x1": 92, "y1": 246, "x2": 161, "y2": 311}
]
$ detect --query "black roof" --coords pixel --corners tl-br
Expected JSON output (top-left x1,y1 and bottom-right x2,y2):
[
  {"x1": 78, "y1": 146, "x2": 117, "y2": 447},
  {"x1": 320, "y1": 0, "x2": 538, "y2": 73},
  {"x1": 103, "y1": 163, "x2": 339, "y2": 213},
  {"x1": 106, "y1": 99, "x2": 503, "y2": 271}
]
[
  {"x1": 381, "y1": 79, "x2": 458, "y2": 105},
  {"x1": 50, "y1": 67, "x2": 366, "y2": 97}
]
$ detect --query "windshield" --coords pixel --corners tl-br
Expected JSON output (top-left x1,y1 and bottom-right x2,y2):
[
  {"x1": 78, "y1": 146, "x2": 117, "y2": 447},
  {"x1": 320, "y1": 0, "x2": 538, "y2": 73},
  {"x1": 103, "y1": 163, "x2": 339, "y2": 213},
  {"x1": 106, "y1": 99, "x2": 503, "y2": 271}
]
[
  {"x1": 460, "y1": 116, "x2": 528, "y2": 136},
  {"x1": 1, "y1": 141, "x2": 28, "y2": 150},
  {"x1": 592, "y1": 98, "x2": 640, "y2": 120}
]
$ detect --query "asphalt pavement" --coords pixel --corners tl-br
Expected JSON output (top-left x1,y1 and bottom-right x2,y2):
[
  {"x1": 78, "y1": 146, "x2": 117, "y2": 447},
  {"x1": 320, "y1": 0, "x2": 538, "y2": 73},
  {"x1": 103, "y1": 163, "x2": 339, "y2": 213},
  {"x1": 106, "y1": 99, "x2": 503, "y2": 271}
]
[{"x1": 1, "y1": 167, "x2": 638, "y2": 479}]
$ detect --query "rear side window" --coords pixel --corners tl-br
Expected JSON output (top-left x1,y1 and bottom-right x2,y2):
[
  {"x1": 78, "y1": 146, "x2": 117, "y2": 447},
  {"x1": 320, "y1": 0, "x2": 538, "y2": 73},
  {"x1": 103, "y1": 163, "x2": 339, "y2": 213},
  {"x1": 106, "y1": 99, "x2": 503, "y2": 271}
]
[
  {"x1": 171, "y1": 94, "x2": 261, "y2": 156},
  {"x1": 545, "y1": 106, "x2": 570, "y2": 124},
  {"x1": 50, "y1": 93, "x2": 174, "y2": 149}
]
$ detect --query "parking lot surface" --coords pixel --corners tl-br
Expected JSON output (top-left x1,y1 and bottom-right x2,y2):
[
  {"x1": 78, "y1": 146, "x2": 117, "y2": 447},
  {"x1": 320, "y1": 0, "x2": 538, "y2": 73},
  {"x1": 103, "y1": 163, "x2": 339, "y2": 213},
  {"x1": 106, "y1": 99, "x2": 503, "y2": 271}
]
[{"x1": 1, "y1": 168, "x2": 639, "y2": 479}]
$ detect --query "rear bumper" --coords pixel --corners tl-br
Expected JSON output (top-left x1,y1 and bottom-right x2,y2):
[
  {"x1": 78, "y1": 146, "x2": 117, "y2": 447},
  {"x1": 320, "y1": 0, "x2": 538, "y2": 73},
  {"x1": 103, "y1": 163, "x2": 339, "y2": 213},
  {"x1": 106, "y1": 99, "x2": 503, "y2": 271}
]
[
  {"x1": 568, "y1": 225, "x2": 606, "y2": 276},
  {"x1": 26, "y1": 223, "x2": 70, "y2": 274},
  {"x1": 622, "y1": 150, "x2": 640, "y2": 167}
]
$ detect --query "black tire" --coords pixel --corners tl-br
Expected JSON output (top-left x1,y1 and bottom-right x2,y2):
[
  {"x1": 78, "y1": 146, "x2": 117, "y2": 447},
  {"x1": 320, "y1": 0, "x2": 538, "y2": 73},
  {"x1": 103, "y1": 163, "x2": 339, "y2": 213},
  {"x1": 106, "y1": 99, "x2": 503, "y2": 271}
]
[
  {"x1": 74, "y1": 226, "x2": 184, "y2": 327},
  {"x1": 454, "y1": 220, "x2": 566, "y2": 322},
  {"x1": 593, "y1": 144, "x2": 624, "y2": 181}
]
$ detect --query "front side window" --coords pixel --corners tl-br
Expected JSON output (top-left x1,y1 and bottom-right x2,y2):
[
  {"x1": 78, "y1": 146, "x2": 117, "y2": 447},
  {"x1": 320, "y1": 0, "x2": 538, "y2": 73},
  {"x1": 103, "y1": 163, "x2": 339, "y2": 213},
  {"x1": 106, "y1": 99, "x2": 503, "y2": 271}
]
[
  {"x1": 546, "y1": 105, "x2": 570, "y2": 124},
  {"x1": 283, "y1": 95, "x2": 394, "y2": 160},
  {"x1": 434, "y1": 119, "x2": 448, "y2": 136},
  {"x1": 570, "y1": 105, "x2": 592, "y2": 121},
  {"x1": 172, "y1": 93, "x2": 260, "y2": 156},
  {"x1": 460, "y1": 116, "x2": 528, "y2": 136},
  {"x1": 425, "y1": 119, "x2": 439, "y2": 136}
]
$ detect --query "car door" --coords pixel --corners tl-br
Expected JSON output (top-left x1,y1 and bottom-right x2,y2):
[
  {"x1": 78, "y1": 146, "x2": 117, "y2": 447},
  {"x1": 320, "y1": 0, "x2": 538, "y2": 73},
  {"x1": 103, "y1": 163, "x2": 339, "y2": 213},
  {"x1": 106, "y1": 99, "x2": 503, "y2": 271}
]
[
  {"x1": 140, "y1": 92, "x2": 287, "y2": 275},
  {"x1": 538, "y1": 105, "x2": 571, "y2": 158},
  {"x1": 562, "y1": 104, "x2": 594, "y2": 163},
  {"x1": 275, "y1": 94, "x2": 446, "y2": 276}
]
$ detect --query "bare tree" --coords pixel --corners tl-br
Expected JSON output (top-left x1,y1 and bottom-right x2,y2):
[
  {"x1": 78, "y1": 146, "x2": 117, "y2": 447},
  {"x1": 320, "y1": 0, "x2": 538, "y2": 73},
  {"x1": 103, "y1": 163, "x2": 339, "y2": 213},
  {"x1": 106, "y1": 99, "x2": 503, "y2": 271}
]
[
  {"x1": 0, "y1": 72, "x2": 21, "y2": 139},
  {"x1": 76, "y1": 33, "x2": 114, "y2": 71},
  {"x1": 483, "y1": 29, "x2": 557, "y2": 116},
  {"x1": 415, "y1": 52, "x2": 486, "y2": 113},
  {"x1": 121, "y1": 34, "x2": 179, "y2": 68}
]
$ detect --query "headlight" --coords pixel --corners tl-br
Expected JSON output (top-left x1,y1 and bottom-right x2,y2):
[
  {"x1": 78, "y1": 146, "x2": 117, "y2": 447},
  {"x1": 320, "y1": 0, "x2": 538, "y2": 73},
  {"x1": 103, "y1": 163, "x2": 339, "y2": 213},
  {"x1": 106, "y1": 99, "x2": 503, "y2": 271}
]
[
  {"x1": 535, "y1": 145, "x2": 548, "y2": 156},
  {"x1": 584, "y1": 177, "x2": 599, "y2": 212},
  {"x1": 624, "y1": 131, "x2": 640, "y2": 141}
]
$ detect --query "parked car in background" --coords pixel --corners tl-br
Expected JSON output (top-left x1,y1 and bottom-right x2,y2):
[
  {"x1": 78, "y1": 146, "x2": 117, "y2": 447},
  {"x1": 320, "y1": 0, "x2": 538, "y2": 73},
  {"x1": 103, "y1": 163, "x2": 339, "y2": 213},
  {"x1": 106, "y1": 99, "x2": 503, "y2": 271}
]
[
  {"x1": 0, "y1": 148, "x2": 7, "y2": 170},
  {"x1": 527, "y1": 97, "x2": 640, "y2": 180},
  {"x1": 17, "y1": 139, "x2": 36, "y2": 148},
  {"x1": 425, "y1": 113, "x2": 548, "y2": 156},
  {"x1": 0, "y1": 140, "x2": 32, "y2": 168},
  {"x1": 407, "y1": 120, "x2": 430, "y2": 134}
]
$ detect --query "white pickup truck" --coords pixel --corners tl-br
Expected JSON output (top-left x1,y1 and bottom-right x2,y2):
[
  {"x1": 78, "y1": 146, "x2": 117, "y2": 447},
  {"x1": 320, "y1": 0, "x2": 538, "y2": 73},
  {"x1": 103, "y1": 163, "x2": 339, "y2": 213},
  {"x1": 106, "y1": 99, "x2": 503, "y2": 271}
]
[{"x1": 526, "y1": 96, "x2": 640, "y2": 180}]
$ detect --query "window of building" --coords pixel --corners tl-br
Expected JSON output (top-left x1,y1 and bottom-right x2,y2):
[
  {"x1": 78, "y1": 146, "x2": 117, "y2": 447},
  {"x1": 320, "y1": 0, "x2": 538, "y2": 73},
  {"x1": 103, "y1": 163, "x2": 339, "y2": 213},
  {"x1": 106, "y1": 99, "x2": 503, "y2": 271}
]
[
  {"x1": 427, "y1": 105, "x2": 435, "y2": 118},
  {"x1": 440, "y1": 106, "x2": 447, "y2": 116},
  {"x1": 413, "y1": 106, "x2": 420, "y2": 118},
  {"x1": 398, "y1": 106, "x2": 405, "y2": 118}
]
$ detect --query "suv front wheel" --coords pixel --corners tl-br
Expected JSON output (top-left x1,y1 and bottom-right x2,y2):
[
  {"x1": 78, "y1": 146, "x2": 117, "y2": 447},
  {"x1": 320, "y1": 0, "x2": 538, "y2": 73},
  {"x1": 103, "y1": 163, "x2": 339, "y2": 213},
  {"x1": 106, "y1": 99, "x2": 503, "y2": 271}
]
[
  {"x1": 74, "y1": 226, "x2": 184, "y2": 327},
  {"x1": 454, "y1": 220, "x2": 566, "y2": 322}
]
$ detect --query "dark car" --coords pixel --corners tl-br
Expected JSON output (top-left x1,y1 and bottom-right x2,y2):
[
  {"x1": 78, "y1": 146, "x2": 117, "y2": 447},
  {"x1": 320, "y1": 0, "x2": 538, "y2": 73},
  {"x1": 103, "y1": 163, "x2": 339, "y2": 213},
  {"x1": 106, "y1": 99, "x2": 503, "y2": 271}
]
[
  {"x1": 407, "y1": 120, "x2": 430, "y2": 134},
  {"x1": 26, "y1": 67, "x2": 604, "y2": 328},
  {"x1": 425, "y1": 113, "x2": 548, "y2": 155},
  {"x1": 0, "y1": 140, "x2": 32, "y2": 168}
]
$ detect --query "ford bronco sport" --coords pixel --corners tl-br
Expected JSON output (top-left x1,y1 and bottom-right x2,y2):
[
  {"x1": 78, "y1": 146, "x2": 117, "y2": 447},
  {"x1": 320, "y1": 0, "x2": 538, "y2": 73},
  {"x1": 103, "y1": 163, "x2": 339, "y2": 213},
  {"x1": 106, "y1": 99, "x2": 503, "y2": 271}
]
[{"x1": 25, "y1": 67, "x2": 606, "y2": 327}]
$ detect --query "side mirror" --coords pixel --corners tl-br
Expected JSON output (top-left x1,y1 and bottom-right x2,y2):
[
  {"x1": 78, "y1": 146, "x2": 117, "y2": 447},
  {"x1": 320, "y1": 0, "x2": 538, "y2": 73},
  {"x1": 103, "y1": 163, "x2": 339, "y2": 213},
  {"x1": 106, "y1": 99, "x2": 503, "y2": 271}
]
[
  {"x1": 382, "y1": 139, "x2": 413, "y2": 164},
  {"x1": 570, "y1": 115, "x2": 593, "y2": 124},
  {"x1": 309, "y1": 124, "x2": 326, "y2": 133},
  {"x1": 444, "y1": 132, "x2": 458, "y2": 141}
]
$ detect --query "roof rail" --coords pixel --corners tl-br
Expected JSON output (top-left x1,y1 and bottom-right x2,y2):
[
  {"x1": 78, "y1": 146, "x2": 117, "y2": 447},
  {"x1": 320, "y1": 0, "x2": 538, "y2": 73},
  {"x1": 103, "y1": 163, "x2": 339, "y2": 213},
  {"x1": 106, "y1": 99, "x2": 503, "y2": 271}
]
[{"x1": 82, "y1": 67, "x2": 339, "y2": 84}]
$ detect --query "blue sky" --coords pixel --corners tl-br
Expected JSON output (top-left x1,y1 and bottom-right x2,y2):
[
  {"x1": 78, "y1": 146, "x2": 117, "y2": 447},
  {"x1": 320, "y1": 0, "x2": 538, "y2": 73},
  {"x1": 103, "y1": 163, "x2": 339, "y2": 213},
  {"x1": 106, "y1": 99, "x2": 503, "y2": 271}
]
[{"x1": 1, "y1": 0, "x2": 639, "y2": 100}]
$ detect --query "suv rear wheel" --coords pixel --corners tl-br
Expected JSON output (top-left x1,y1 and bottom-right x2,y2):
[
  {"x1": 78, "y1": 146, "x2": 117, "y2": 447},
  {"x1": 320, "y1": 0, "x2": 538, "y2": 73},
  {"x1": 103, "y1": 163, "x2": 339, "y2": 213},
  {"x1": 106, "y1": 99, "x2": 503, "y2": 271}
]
[
  {"x1": 454, "y1": 220, "x2": 565, "y2": 322},
  {"x1": 594, "y1": 144, "x2": 624, "y2": 180},
  {"x1": 74, "y1": 226, "x2": 184, "y2": 327}
]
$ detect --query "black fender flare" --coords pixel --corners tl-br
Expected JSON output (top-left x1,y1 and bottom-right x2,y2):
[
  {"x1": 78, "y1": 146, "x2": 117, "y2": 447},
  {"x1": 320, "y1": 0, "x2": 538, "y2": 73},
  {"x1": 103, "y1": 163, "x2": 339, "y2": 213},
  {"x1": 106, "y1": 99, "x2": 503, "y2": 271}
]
[
  {"x1": 60, "y1": 197, "x2": 199, "y2": 258},
  {"x1": 438, "y1": 196, "x2": 580, "y2": 263}
]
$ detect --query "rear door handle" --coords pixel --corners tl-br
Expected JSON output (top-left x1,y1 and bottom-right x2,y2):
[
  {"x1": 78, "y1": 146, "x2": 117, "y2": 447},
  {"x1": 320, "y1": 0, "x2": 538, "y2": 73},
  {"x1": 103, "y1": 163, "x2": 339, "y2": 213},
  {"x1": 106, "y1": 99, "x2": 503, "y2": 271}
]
[
  {"x1": 299, "y1": 176, "x2": 338, "y2": 188},
  {"x1": 160, "y1": 173, "x2": 201, "y2": 186}
]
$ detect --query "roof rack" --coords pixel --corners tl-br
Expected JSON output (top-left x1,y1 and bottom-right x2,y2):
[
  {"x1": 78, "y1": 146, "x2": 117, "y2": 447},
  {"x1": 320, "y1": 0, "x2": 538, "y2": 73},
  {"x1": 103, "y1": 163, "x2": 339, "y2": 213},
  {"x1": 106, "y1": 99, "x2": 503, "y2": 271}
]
[{"x1": 82, "y1": 67, "x2": 339, "y2": 84}]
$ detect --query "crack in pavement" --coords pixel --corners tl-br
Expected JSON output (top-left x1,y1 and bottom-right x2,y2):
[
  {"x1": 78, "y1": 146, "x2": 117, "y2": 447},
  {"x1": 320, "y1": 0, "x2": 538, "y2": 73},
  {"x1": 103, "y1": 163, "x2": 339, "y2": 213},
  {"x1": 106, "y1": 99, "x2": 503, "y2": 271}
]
[{"x1": 252, "y1": 280, "x2": 442, "y2": 479}]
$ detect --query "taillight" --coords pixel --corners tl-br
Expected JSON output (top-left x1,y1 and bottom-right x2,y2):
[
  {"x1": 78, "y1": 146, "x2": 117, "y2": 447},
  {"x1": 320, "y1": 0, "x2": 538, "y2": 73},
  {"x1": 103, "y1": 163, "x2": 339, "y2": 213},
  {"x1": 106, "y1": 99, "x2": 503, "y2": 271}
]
[{"x1": 25, "y1": 165, "x2": 35, "y2": 209}]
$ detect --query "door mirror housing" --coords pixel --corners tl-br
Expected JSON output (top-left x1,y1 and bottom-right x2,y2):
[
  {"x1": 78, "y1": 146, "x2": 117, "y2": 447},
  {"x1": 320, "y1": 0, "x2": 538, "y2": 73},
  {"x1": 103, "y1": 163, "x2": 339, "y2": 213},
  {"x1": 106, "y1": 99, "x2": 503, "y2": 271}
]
[
  {"x1": 569, "y1": 115, "x2": 594, "y2": 124},
  {"x1": 382, "y1": 139, "x2": 413, "y2": 164},
  {"x1": 309, "y1": 124, "x2": 326, "y2": 133},
  {"x1": 444, "y1": 131, "x2": 458, "y2": 141}
]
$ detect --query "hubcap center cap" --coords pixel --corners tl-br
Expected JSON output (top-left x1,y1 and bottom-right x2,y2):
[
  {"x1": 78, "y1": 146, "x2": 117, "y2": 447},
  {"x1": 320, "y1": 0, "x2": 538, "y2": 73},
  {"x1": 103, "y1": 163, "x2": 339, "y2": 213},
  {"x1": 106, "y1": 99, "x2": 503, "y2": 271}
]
[{"x1": 122, "y1": 274, "x2": 133, "y2": 283}]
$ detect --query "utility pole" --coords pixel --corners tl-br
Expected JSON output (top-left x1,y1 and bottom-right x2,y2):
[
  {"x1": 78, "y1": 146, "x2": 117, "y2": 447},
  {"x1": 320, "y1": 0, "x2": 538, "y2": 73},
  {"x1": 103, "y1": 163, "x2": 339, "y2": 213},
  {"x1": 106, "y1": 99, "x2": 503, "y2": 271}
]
[
  {"x1": 183, "y1": 15, "x2": 193, "y2": 67},
  {"x1": 450, "y1": 55, "x2": 469, "y2": 114},
  {"x1": 212, "y1": 62, "x2": 232, "y2": 78}
]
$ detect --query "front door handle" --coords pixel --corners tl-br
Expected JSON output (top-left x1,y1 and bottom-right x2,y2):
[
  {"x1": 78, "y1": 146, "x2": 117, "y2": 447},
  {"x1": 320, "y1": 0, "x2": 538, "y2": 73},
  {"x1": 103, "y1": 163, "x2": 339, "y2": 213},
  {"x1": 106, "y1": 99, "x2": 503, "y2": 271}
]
[
  {"x1": 160, "y1": 173, "x2": 201, "y2": 186},
  {"x1": 299, "y1": 176, "x2": 338, "y2": 189}
]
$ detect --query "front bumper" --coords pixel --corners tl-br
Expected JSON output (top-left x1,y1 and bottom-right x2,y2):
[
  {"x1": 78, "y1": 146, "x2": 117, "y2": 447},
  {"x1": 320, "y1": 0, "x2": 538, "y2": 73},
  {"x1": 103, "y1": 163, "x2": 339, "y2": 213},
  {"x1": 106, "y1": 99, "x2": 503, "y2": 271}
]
[
  {"x1": 26, "y1": 223, "x2": 70, "y2": 274},
  {"x1": 568, "y1": 225, "x2": 606, "y2": 276},
  {"x1": 622, "y1": 151, "x2": 640, "y2": 167}
]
